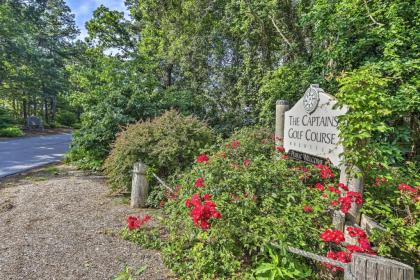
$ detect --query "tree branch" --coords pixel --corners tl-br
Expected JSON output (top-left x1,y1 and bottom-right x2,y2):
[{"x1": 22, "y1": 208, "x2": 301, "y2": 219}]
[
  {"x1": 269, "y1": 16, "x2": 292, "y2": 48},
  {"x1": 363, "y1": 0, "x2": 384, "y2": 26}
]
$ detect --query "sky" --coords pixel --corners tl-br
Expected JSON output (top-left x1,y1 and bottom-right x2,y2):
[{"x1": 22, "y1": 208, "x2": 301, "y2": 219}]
[{"x1": 65, "y1": 0, "x2": 127, "y2": 39}]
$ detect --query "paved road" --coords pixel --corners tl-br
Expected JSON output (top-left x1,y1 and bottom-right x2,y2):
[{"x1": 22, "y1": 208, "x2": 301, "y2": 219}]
[{"x1": 0, "y1": 133, "x2": 72, "y2": 178}]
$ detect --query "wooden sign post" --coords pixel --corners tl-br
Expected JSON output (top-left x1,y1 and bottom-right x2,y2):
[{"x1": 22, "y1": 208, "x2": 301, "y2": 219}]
[
  {"x1": 275, "y1": 84, "x2": 415, "y2": 277},
  {"x1": 276, "y1": 85, "x2": 361, "y2": 231}
]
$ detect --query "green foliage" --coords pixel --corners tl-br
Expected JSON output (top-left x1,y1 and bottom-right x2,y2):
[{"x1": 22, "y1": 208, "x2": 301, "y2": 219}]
[
  {"x1": 158, "y1": 128, "x2": 332, "y2": 279},
  {"x1": 56, "y1": 111, "x2": 78, "y2": 127},
  {"x1": 0, "y1": 126, "x2": 24, "y2": 137},
  {"x1": 0, "y1": 0, "x2": 78, "y2": 126},
  {"x1": 112, "y1": 264, "x2": 147, "y2": 280},
  {"x1": 362, "y1": 162, "x2": 420, "y2": 271},
  {"x1": 104, "y1": 110, "x2": 216, "y2": 193},
  {"x1": 254, "y1": 245, "x2": 312, "y2": 279},
  {"x1": 0, "y1": 107, "x2": 15, "y2": 128},
  {"x1": 121, "y1": 227, "x2": 163, "y2": 250}
]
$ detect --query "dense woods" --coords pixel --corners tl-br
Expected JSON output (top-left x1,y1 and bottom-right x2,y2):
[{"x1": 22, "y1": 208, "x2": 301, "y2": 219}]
[
  {"x1": 1, "y1": 0, "x2": 418, "y2": 167},
  {"x1": 0, "y1": 0, "x2": 78, "y2": 129}
]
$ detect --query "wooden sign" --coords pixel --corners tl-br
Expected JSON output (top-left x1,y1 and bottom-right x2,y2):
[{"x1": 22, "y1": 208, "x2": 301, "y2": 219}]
[{"x1": 284, "y1": 85, "x2": 347, "y2": 167}]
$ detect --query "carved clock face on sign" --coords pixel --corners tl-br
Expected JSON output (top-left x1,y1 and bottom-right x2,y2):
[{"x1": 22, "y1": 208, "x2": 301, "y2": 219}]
[{"x1": 303, "y1": 85, "x2": 320, "y2": 114}]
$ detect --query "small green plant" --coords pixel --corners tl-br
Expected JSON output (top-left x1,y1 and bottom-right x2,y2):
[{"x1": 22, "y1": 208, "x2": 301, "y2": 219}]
[
  {"x1": 0, "y1": 127, "x2": 24, "y2": 137},
  {"x1": 254, "y1": 245, "x2": 312, "y2": 279},
  {"x1": 113, "y1": 264, "x2": 147, "y2": 280}
]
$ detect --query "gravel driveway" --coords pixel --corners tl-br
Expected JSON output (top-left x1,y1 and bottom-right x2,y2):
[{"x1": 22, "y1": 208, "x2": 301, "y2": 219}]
[{"x1": 0, "y1": 165, "x2": 172, "y2": 280}]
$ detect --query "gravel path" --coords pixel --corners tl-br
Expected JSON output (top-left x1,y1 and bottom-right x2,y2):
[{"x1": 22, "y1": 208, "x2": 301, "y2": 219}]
[{"x1": 0, "y1": 166, "x2": 172, "y2": 280}]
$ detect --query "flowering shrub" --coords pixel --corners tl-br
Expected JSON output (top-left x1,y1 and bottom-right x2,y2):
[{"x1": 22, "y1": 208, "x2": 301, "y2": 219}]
[
  {"x1": 362, "y1": 163, "x2": 419, "y2": 271},
  {"x1": 321, "y1": 227, "x2": 375, "y2": 273},
  {"x1": 156, "y1": 127, "x2": 333, "y2": 278},
  {"x1": 121, "y1": 126, "x2": 418, "y2": 278}
]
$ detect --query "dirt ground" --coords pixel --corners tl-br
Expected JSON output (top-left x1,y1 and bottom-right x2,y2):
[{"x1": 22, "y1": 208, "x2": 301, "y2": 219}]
[{"x1": 0, "y1": 164, "x2": 173, "y2": 280}]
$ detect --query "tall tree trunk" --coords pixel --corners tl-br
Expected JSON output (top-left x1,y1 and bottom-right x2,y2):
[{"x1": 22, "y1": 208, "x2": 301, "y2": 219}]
[
  {"x1": 22, "y1": 98, "x2": 28, "y2": 124},
  {"x1": 44, "y1": 97, "x2": 49, "y2": 124},
  {"x1": 50, "y1": 96, "x2": 57, "y2": 123},
  {"x1": 33, "y1": 97, "x2": 37, "y2": 117}
]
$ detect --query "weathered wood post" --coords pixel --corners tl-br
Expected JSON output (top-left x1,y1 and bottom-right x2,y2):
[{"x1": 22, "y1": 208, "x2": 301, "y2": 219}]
[
  {"x1": 275, "y1": 100, "x2": 289, "y2": 148},
  {"x1": 131, "y1": 162, "x2": 149, "y2": 208},
  {"x1": 346, "y1": 253, "x2": 414, "y2": 280},
  {"x1": 340, "y1": 166, "x2": 364, "y2": 225}
]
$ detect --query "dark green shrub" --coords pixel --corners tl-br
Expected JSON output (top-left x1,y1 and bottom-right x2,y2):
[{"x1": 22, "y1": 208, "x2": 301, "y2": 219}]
[
  {"x1": 0, "y1": 107, "x2": 15, "y2": 128},
  {"x1": 103, "y1": 110, "x2": 216, "y2": 193},
  {"x1": 56, "y1": 110, "x2": 78, "y2": 127},
  {"x1": 0, "y1": 127, "x2": 24, "y2": 137}
]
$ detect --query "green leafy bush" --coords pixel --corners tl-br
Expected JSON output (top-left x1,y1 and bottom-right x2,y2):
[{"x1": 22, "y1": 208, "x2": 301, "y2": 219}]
[
  {"x1": 0, "y1": 126, "x2": 24, "y2": 137},
  {"x1": 104, "y1": 110, "x2": 216, "y2": 193},
  {"x1": 56, "y1": 110, "x2": 78, "y2": 127},
  {"x1": 362, "y1": 162, "x2": 420, "y2": 272},
  {"x1": 0, "y1": 107, "x2": 15, "y2": 128}
]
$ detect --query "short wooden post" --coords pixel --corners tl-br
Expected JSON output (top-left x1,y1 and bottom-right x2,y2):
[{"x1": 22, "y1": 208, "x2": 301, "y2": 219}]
[
  {"x1": 339, "y1": 166, "x2": 364, "y2": 224},
  {"x1": 346, "y1": 253, "x2": 414, "y2": 280},
  {"x1": 131, "y1": 162, "x2": 149, "y2": 208},
  {"x1": 275, "y1": 100, "x2": 289, "y2": 148}
]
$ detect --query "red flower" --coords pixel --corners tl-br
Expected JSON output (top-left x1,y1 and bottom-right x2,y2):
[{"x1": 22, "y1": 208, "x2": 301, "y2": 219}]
[
  {"x1": 275, "y1": 146, "x2": 285, "y2": 153},
  {"x1": 315, "y1": 183, "x2": 325, "y2": 191},
  {"x1": 336, "y1": 251, "x2": 352, "y2": 263},
  {"x1": 314, "y1": 164, "x2": 334, "y2": 179},
  {"x1": 195, "y1": 178, "x2": 205, "y2": 188},
  {"x1": 398, "y1": 183, "x2": 417, "y2": 194},
  {"x1": 227, "y1": 140, "x2": 241, "y2": 149},
  {"x1": 323, "y1": 251, "x2": 345, "y2": 272},
  {"x1": 188, "y1": 193, "x2": 221, "y2": 230},
  {"x1": 320, "y1": 229, "x2": 345, "y2": 244},
  {"x1": 338, "y1": 192, "x2": 363, "y2": 214},
  {"x1": 347, "y1": 227, "x2": 366, "y2": 238},
  {"x1": 331, "y1": 200, "x2": 339, "y2": 207},
  {"x1": 337, "y1": 183, "x2": 349, "y2": 191},
  {"x1": 328, "y1": 185, "x2": 341, "y2": 194},
  {"x1": 196, "y1": 154, "x2": 209, "y2": 163},
  {"x1": 281, "y1": 155, "x2": 289, "y2": 160},
  {"x1": 346, "y1": 245, "x2": 364, "y2": 253},
  {"x1": 185, "y1": 199, "x2": 192, "y2": 208},
  {"x1": 303, "y1": 205, "x2": 313, "y2": 213},
  {"x1": 243, "y1": 159, "x2": 251, "y2": 167},
  {"x1": 127, "y1": 215, "x2": 152, "y2": 231}
]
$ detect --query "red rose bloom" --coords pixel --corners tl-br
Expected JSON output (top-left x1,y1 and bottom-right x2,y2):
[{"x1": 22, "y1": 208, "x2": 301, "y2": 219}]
[
  {"x1": 195, "y1": 178, "x2": 205, "y2": 188},
  {"x1": 315, "y1": 164, "x2": 334, "y2": 179},
  {"x1": 127, "y1": 215, "x2": 152, "y2": 231},
  {"x1": 196, "y1": 154, "x2": 209, "y2": 163},
  {"x1": 303, "y1": 205, "x2": 313, "y2": 213},
  {"x1": 337, "y1": 183, "x2": 349, "y2": 191},
  {"x1": 398, "y1": 183, "x2": 417, "y2": 194},
  {"x1": 188, "y1": 193, "x2": 221, "y2": 230},
  {"x1": 275, "y1": 146, "x2": 285, "y2": 153},
  {"x1": 320, "y1": 228, "x2": 345, "y2": 244},
  {"x1": 315, "y1": 183, "x2": 325, "y2": 191},
  {"x1": 243, "y1": 159, "x2": 251, "y2": 167}
]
